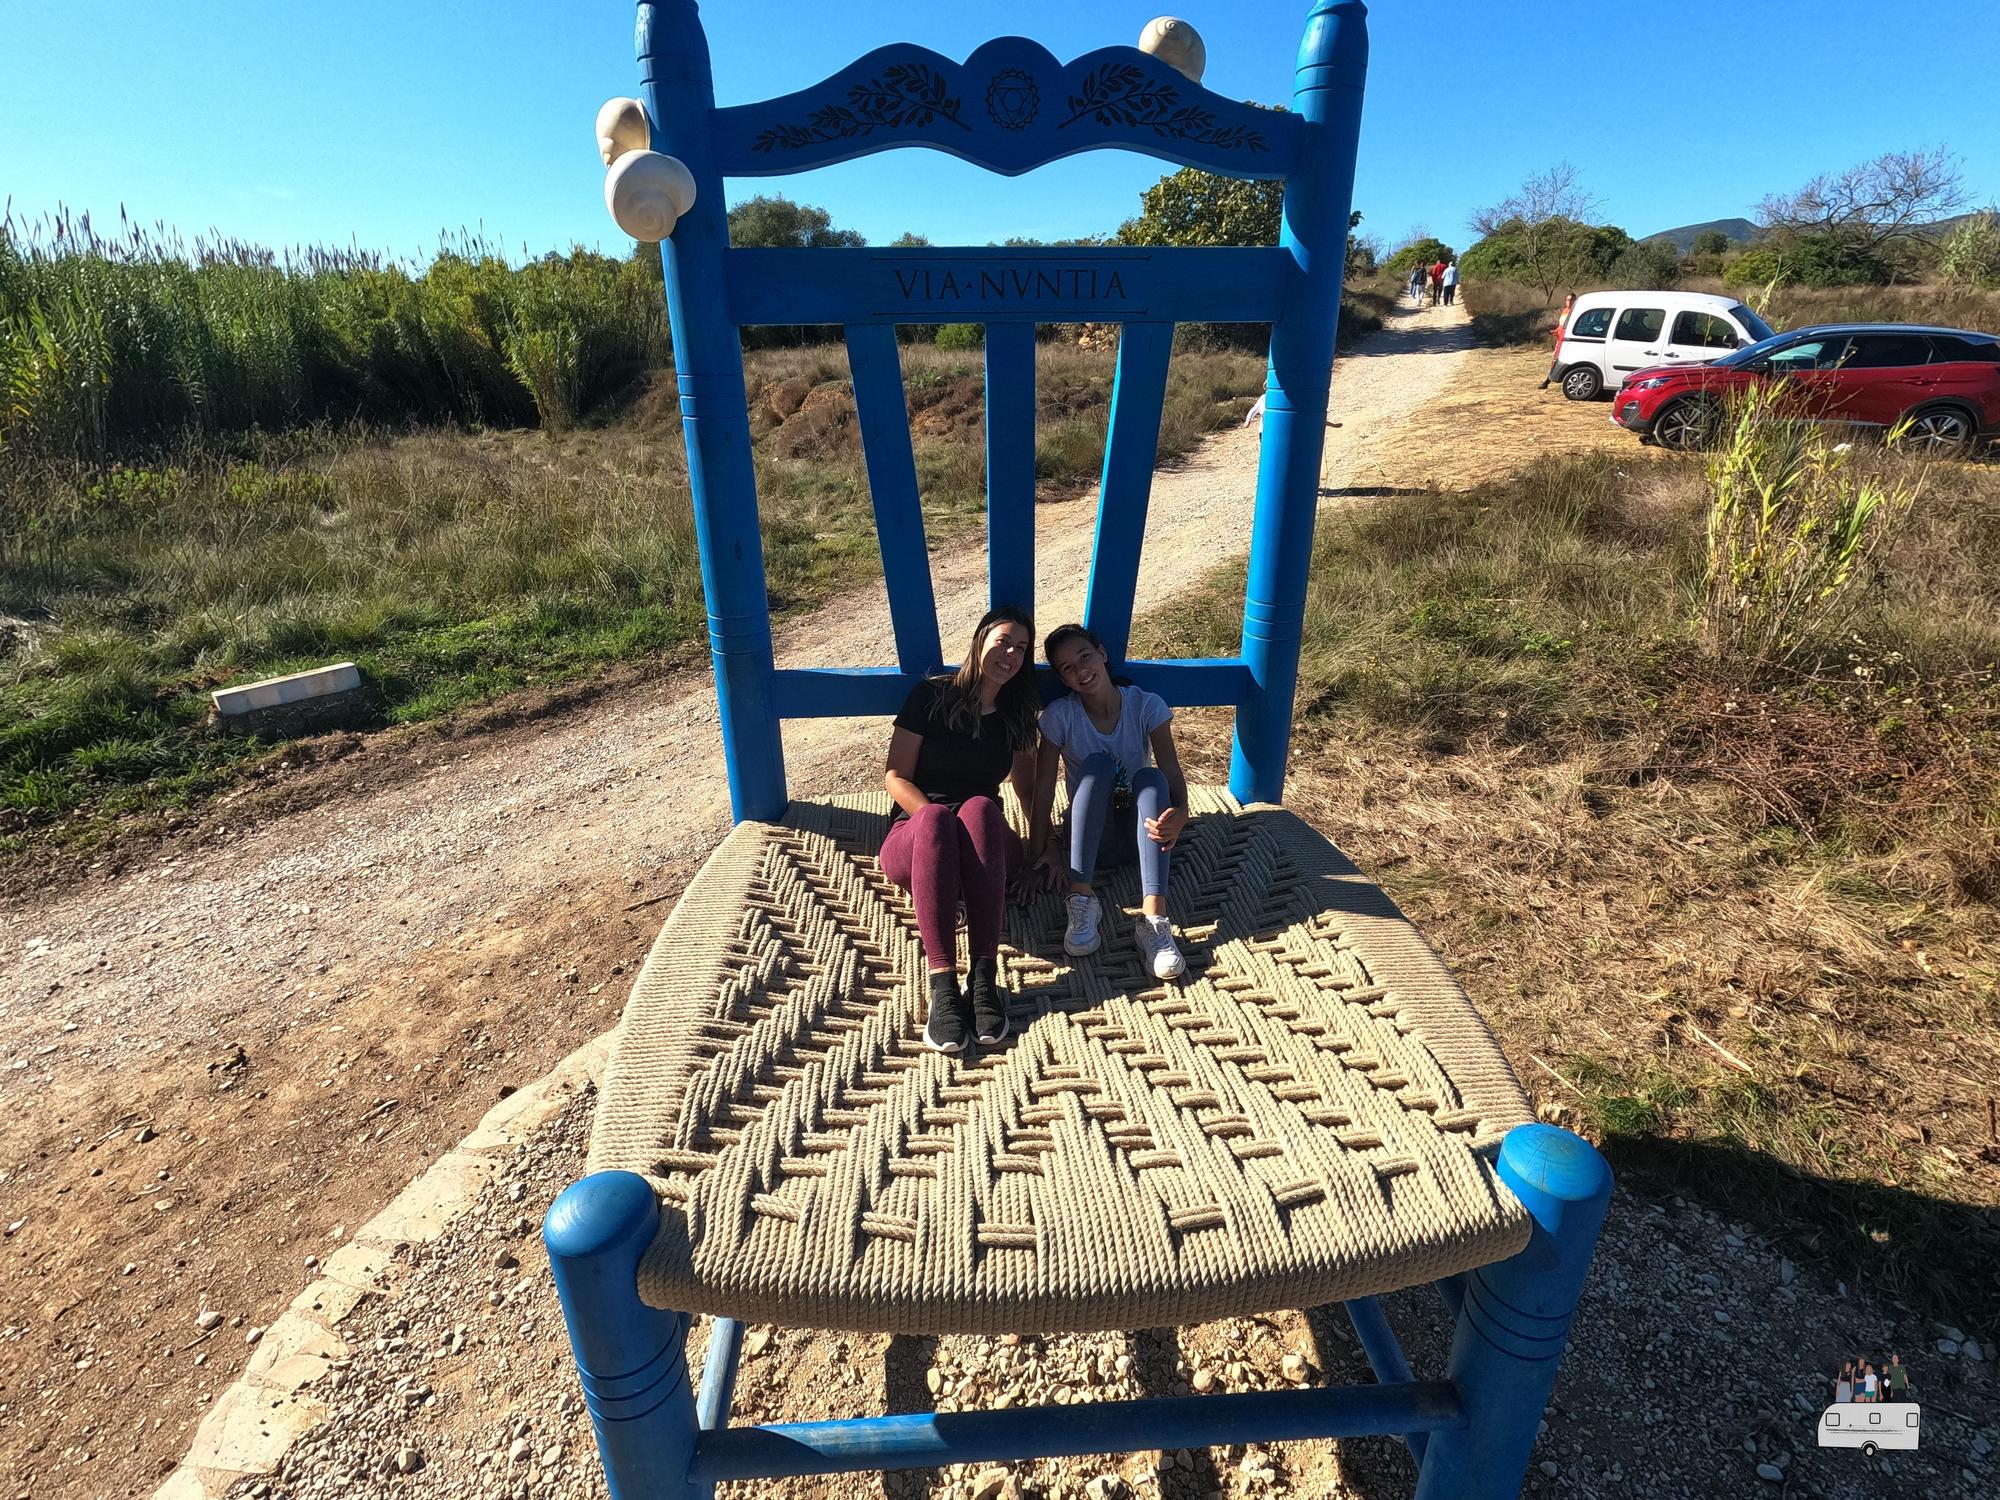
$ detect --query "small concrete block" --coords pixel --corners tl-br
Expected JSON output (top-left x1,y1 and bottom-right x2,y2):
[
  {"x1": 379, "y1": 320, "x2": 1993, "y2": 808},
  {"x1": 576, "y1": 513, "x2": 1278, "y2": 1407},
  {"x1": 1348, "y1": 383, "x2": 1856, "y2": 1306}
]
[
  {"x1": 459, "y1": 1036, "x2": 608, "y2": 1154},
  {"x1": 184, "y1": 1383, "x2": 328, "y2": 1476},
  {"x1": 294, "y1": 1276, "x2": 370, "y2": 1328},
  {"x1": 211, "y1": 662, "x2": 361, "y2": 717},
  {"x1": 150, "y1": 1464, "x2": 218, "y2": 1500},
  {"x1": 247, "y1": 1351, "x2": 334, "y2": 1397},
  {"x1": 361, "y1": 1153, "x2": 493, "y2": 1247},
  {"x1": 461, "y1": 1082, "x2": 565, "y2": 1156},
  {"x1": 243, "y1": 1310, "x2": 344, "y2": 1389},
  {"x1": 318, "y1": 1241, "x2": 396, "y2": 1295}
]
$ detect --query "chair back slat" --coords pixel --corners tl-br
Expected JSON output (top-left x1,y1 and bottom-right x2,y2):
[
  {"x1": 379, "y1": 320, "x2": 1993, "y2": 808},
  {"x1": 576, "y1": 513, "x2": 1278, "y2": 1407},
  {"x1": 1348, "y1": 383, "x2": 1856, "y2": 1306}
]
[
  {"x1": 637, "y1": 0, "x2": 1370, "y2": 822},
  {"x1": 1081, "y1": 322, "x2": 1175, "y2": 661},
  {"x1": 711, "y1": 38, "x2": 1302, "y2": 182},
  {"x1": 724, "y1": 247, "x2": 1291, "y2": 327},
  {"x1": 983, "y1": 323, "x2": 1039, "y2": 615},
  {"x1": 844, "y1": 324, "x2": 944, "y2": 675}
]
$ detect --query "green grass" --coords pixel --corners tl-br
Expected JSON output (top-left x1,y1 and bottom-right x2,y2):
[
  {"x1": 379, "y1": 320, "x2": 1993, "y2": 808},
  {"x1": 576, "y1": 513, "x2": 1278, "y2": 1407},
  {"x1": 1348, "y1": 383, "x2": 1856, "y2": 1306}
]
[{"x1": 1, "y1": 337, "x2": 1271, "y2": 845}]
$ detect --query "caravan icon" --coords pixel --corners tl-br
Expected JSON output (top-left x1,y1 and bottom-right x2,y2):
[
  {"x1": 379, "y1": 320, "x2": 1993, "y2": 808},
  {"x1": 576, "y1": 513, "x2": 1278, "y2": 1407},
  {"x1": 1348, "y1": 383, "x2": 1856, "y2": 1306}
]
[{"x1": 1818, "y1": 1401, "x2": 1921, "y2": 1455}]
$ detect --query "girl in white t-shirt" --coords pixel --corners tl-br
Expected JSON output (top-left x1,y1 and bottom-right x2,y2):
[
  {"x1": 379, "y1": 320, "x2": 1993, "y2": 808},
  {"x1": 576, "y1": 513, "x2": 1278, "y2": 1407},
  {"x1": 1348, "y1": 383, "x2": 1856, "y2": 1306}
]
[{"x1": 1026, "y1": 624, "x2": 1189, "y2": 979}]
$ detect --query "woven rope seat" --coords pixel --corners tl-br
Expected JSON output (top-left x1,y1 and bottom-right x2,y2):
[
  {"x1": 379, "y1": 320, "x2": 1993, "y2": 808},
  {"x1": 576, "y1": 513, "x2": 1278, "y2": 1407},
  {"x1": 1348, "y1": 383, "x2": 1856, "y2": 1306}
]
[{"x1": 592, "y1": 789, "x2": 1534, "y2": 1335}]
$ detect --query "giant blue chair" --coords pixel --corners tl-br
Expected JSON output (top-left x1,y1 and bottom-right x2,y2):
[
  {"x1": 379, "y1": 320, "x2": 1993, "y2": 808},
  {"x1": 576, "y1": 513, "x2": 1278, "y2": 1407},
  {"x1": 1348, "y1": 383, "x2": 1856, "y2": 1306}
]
[{"x1": 548, "y1": 5, "x2": 1612, "y2": 1496}]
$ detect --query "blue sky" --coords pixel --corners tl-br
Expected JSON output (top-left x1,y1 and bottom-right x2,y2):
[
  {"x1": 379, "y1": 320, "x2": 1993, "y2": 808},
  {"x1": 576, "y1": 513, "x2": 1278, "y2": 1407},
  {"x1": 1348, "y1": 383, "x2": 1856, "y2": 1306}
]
[{"x1": 4, "y1": 1, "x2": 1994, "y2": 261}]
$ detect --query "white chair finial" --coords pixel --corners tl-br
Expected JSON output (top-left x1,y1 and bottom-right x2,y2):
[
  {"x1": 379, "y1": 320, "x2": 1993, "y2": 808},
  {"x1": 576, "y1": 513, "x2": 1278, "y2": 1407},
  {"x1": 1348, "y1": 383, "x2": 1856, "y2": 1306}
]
[
  {"x1": 1139, "y1": 17, "x2": 1206, "y2": 83},
  {"x1": 605, "y1": 150, "x2": 697, "y2": 243},
  {"x1": 595, "y1": 96, "x2": 651, "y2": 167}
]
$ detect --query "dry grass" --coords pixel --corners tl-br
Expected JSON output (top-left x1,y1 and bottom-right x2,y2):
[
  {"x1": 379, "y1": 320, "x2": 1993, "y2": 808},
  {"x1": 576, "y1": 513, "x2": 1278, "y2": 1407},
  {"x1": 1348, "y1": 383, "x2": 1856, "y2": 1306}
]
[
  {"x1": 1140, "y1": 450, "x2": 2000, "y2": 1325},
  {"x1": 0, "y1": 339, "x2": 1265, "y2": 845},
  {"x1": 1458, "y1": 277, "x2": 1580, "y2": 347}
]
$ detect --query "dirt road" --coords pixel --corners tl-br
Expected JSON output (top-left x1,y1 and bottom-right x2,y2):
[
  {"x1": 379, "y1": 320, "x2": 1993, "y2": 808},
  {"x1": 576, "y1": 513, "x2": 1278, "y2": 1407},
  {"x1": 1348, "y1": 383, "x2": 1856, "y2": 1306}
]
[{"x1": 0, "y1": 302, "x2": 1479, "y2": 1496}]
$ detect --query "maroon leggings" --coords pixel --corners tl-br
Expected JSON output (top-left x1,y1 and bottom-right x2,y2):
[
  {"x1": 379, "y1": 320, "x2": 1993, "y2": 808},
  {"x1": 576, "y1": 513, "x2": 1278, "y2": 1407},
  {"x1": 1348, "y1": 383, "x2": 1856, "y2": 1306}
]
[{"x1": 879, "y1": 798, "x2": 1020, "y2": 970}]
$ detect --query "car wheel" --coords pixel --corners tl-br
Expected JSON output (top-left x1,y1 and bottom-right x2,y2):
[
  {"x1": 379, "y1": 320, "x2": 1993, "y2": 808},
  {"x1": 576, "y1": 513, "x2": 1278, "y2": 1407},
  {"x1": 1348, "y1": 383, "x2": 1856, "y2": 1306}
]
[
  {"x1": 1862, "y1": 1442, "x2": 1877, "y2": 1457},
  {"x1": 1896, "y1": 403, "x2": 1977, "y2": 458},
  {"x1": 1652, "y1": 397, "x2": 1718, "y2": 451},
  {"x1": 1560, "y1": 364, "x2": 1603, "y2": 401}
]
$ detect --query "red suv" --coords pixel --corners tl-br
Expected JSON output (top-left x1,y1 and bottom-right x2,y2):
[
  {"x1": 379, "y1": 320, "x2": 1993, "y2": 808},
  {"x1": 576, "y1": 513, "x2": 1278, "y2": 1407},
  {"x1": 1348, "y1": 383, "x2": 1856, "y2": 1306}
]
[{"x1": 1612, "y1": 324, "x2": 2000, "y2": 456}]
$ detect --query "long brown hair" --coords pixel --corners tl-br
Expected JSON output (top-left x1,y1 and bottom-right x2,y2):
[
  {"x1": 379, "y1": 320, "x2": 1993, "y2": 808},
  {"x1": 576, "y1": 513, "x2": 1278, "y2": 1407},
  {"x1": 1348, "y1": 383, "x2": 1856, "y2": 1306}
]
[{"x1": 928, "y1": 604, "x2": 1039, "y2": 749}]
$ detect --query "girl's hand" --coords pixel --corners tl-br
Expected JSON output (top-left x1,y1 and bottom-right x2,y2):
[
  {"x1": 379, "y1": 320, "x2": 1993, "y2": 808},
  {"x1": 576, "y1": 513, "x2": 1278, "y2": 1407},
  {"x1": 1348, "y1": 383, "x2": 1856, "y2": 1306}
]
[
  {"x1": 1145, "y1": 806, "x2": 1187, "y2": 850},
  {"x1": 1013, "y1": 846, "x2": 1065, "y2": 898}
]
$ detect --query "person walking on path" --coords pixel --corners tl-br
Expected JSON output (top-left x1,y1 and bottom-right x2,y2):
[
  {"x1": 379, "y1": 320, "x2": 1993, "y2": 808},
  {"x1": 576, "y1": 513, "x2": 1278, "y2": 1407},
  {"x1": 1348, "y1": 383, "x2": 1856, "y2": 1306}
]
[
  {"x1": 1427, "y1": 258, "x2": 1447, "y2": 306},
  {"x1": 1407, "y1": 262, "x2": 1426, "y2": 305},
  {"x1": 881, "y1": 605, "x2": 1043, "y2": 1054},
  {"x1": 1441, "y1": 258, "x2": 1458, "y2": 306}
]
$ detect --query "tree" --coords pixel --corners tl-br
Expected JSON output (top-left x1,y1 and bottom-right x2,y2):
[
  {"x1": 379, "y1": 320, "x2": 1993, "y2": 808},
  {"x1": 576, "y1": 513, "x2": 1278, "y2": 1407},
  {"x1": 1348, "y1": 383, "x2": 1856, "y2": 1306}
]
[
  {"x1": 727, "y1": 195, "x2": 866, "y2": 249},
  {"x1": 1117, "y1": 167, "x2": 1284, "y2": 246},
  {"x1": 1467, "y1": 163, "x2": 1605, "y2": 303},
  {"x1": 1756, "y1": 148, "x2": 1969, "y2": 284},
  {"x1": 1345, "y1": 211, "x2": 1378, "y2": 275},
  {"x1": 1609, "y1": 239, "x2": 1682, "y2": 290},
  {"x1": 889, "y1": 231, "x2": 932, "y2": 247},
  {"x1": 1383, "y1": 234, "x2": 1454, "y2": 279},
  {"x1": 1691, "y1": 229, "x2": 1731, "y2": 258}
]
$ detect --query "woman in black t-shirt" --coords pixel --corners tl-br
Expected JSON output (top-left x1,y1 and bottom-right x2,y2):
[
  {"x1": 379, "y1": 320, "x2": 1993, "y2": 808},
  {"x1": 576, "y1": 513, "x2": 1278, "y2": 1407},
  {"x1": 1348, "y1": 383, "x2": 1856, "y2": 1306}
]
[{"x1": 883, "y1": 604, "x2": 1041, "y2": 1055}]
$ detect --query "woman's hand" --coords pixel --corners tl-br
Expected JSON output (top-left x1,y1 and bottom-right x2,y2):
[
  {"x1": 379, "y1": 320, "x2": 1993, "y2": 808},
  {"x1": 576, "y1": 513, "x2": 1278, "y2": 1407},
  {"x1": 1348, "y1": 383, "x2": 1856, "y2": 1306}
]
[
  {"x1": 1145, "y1": 805, "x2": 1187, "y2": 850},
  {"x1": 1013, "y1": 845, "x2": 1065, "y2": 898}
]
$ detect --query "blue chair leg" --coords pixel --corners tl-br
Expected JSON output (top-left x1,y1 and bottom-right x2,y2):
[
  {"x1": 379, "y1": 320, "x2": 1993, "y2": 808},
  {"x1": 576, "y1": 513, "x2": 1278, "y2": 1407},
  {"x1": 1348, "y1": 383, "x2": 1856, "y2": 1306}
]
[
  {"x1": 546, "y1": 1171, "x2": 705, "y2": 1500},
  {"x1": 1414, "y1": 1124, "x2": 1612, "y2": 1500}
]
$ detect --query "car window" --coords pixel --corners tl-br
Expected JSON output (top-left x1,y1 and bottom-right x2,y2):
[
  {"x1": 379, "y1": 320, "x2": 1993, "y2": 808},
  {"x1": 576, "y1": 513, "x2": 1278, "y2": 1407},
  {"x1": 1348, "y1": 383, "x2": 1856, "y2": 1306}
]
[
  {"x1": 1672, "y1": 311, "x2": 1739, "y2": 349},
  {"x1": 1767, "y1": 337, "x2": 1850, "y2": 373},
  {"x1": 1926, "y1": 334, "x2": 2000, "y2": 363},
  {"x1": 1612, "y1": 307, "x2": 1666, "y2": 342},
  {"x1": 1569, "y1": 307, "x2": 1613, "y2": 339},
  {"x1": 1844, "y1": 334, "x2": 1932, "y2": 368},
  {"x1": 1728, "y1": 303, "x2": 1777, "y2": 342},
  {"x1": 1717, "y1": 330, "x2": 1794, "y2": 368}
]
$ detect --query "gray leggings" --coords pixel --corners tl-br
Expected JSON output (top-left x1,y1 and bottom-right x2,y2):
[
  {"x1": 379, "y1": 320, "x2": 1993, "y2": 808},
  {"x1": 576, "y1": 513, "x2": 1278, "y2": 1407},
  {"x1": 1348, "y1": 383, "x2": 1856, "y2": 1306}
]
[{"x1": 1067, "y1": 753, "x2": 1170, "y2": 898}]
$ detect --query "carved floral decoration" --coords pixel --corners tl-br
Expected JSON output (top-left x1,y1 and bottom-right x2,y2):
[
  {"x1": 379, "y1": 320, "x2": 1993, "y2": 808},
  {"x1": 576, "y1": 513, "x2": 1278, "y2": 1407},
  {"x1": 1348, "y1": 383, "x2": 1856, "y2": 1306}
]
[
  {"x1": 752, "y1": 63, "x2": 970, "y2": 152},
  {"x1": 1060, "y1": 63, "x2": 1267, "y2": 152},
  {"x1": 752, "y1": 56, "x2": 1264, "y2": 155}
]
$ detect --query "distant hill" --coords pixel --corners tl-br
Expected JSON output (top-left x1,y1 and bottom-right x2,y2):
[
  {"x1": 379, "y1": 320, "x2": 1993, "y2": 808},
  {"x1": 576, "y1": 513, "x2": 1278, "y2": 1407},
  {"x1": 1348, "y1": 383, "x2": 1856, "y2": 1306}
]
[
  {"x1": 1644, "y1": 217, "x2": 1760, "y2": 252},
  {"x1": 1645, "y1": 210, "x2": 1989, "y2": 252}
]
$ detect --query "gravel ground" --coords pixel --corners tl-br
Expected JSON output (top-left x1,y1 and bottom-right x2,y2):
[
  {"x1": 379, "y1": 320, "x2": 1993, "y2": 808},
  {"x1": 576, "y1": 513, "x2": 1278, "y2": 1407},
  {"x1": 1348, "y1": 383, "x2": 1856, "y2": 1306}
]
[
  {"x1": 236, "y1": 1085, "x2": 1995, "y2": 1500},
  {"x1": 18, "y1": 303, "x2": 1997, "y2": 1498},
  {"x1": 1, "y1": 303, "x2": 1482, "y2": 1498}
]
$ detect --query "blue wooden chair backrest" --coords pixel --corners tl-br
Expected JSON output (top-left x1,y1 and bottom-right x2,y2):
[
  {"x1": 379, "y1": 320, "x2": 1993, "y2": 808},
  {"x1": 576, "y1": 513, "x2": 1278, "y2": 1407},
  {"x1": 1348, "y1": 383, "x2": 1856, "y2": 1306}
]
[{"x1": 639, "y1": 0, "x2": 1367, "y2": 822}]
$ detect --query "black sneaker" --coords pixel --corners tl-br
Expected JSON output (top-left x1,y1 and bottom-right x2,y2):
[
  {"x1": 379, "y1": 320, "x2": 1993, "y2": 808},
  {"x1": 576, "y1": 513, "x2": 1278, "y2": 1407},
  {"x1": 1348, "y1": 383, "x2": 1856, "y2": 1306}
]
[
  {"x1": 922, "y1": 971, "x2": 968, "y2": 1054},
  {"x1": 969, "y1": 956, "x2": 1009, "y2": 1045}
]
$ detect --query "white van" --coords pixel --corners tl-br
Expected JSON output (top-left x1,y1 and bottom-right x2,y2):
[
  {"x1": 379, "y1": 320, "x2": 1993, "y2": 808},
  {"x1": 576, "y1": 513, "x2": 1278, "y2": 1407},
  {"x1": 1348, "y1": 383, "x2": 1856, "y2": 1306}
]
[
  {"x1": 1817, "y1": 1401, "x2": 1920, "y2": 1455},
  {"x1": 1550, "y1": 290, "x2": 1775, "y2": 401}
]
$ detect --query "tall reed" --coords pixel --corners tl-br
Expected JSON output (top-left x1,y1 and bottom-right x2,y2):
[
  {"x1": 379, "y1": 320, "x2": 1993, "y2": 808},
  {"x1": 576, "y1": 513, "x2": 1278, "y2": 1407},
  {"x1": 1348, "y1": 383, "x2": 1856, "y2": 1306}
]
[{"x1": 0, "y1": 209, "x2": 669, "y2": 461}]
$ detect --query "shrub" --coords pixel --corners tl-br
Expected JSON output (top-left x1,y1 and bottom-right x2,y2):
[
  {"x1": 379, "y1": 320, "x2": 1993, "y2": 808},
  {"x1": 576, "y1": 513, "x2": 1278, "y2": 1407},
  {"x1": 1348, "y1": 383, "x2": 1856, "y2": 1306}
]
[
  {"x1": 1698, "y1": 387, "x2": 1919, "y2": 671},
  {"x1": 934, "y1": 323, "x2": 984, "y2": 351},
  {"x1": 1607, "y1": 240, "x2": 1681, "y2": 290},
  {"x1": 1938, "y1": 211, "x2": 2000, "y2": 290}
]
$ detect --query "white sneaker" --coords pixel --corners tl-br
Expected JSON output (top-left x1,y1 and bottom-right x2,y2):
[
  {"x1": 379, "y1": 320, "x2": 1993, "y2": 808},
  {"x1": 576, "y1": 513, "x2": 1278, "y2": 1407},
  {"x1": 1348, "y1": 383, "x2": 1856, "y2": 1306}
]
[
  {"x1": 1063, "y1": 892, "x2": 1103, "y2": 956},
  {"x1": 1134, "y1": 915, "x2": 1185, "y2": 980}
]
